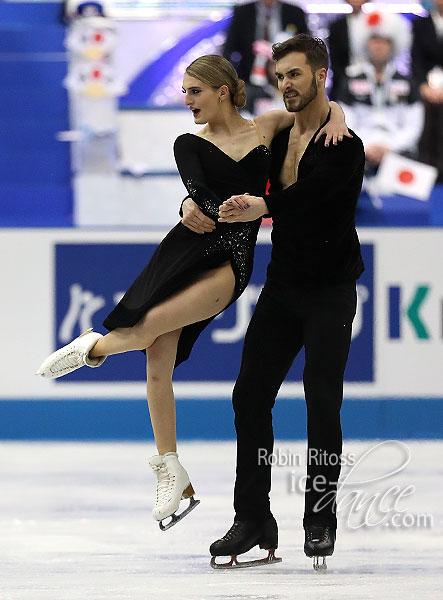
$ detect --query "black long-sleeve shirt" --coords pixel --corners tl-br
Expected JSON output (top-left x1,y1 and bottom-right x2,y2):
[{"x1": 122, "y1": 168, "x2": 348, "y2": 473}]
[
  {"x1": 411, "y1": 15, "x2": 443, "y2": 86},
  {"x1": 265, "y1": 119, "x2": 365, "y2": 289}
]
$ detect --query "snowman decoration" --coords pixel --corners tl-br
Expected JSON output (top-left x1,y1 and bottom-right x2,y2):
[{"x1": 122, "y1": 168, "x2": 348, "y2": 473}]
[{"x1": 63, "y1": 2, "x2": 126, "y2": 171}]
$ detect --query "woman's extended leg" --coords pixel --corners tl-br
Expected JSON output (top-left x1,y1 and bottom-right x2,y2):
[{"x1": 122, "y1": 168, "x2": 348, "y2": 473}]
[
  {"x1": 36, "y1": 263, "x2": 235, "y2": 380},
  {"x1": 89, "y1": 262, "x2": 235, "y2": 358}
]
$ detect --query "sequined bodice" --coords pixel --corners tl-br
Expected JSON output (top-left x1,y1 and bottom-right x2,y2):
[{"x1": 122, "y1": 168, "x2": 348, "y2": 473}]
[
  {"x1": 174, "y1": 133, "x2": 271, "y2": 293},
  {"x1": 183, "y1": 138, "x2": 270, "y2": 221}
]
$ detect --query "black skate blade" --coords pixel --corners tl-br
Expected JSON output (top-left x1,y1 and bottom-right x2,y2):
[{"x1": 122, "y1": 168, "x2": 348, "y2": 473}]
[
  {"x1": 312, "y1": 556, "x2": 327, "y2": 572},
  {"x1": 210, "y1": 549, "x2": 282, "y2": 570},
  {"x1": 159, "y1": 496, "x2": 200, "y2": 531}
]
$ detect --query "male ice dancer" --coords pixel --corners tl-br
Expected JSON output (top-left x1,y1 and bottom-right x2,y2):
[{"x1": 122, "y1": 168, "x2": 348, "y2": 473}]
[{"x1": 183, "y1": 35, "x2": 365, "y2": 570}]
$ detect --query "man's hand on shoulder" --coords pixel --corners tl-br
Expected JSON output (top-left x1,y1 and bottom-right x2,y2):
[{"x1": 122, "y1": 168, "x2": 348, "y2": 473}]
[
  {"x1": 314, "y1": 121, "x2": 353, "y2": 147},
  {"x1": 182, "y1": 198, "x2": 216, "y2": 234},
  {"x1": 218, "y1": 194, "x2": 268, "y2": 223},
  {"x1": 316, "y1": 101, "x2": 353, "y2": 147}
]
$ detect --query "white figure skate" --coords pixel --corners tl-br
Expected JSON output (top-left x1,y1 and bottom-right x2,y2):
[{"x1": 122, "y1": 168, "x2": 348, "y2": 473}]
[
  {"x1": 149, "y1": 452, "x2": 200, "y2": 531},
  {"x1": 36, "y1": 329, "x2": 106, "y2": 379}
]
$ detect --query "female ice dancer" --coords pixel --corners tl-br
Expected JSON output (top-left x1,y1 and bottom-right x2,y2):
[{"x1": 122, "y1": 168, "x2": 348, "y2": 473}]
[{"x1": 36, "y1": 55, "x2": 349, "y2": 529}]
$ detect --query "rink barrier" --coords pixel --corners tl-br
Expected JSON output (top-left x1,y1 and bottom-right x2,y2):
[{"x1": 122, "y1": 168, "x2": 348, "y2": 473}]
[{"x1": 0, "y1": 398, "x2": 441, "y2": 441}]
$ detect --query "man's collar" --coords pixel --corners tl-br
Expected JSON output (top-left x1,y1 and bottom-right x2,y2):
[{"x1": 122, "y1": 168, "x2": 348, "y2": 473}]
[
  {"x1": 318, "y1": 107, "x2": 331, "y2": 131},
  {"x1": 310, "y1": 108, "x2": 331, "y2": 145}
]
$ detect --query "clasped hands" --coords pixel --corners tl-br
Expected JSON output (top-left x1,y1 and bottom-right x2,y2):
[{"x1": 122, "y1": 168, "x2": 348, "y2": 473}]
[
  {"x1": 181, "y1": 194, "x2": 268, "y2": 233},
  {"x1": 218, "y1": 193, "x2": 268, "y2": 223}
]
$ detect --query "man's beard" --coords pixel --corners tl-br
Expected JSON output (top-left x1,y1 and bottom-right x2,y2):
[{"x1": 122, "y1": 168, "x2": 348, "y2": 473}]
[{"x1": 284, "y1": 74, "x2": 318, "y2": 112}]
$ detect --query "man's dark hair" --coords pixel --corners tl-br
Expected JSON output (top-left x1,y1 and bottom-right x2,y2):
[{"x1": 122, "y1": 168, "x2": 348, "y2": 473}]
[{"x1": 272, "y1": 34, "x2": 329, "y2": 73}]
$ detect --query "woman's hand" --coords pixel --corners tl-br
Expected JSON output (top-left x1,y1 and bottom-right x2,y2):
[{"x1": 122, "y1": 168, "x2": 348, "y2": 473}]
[
  {"x1": 182, "y1": 198, "x2": 216, "y2": 234},
  {"x1": 315, "y1": 101, "x2": 353, "y2": 146}
]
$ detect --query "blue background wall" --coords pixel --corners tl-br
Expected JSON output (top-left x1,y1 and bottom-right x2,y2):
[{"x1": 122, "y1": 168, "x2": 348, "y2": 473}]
[{"x1": 0, "y1": 2, "x2": 72, "y2": 226}]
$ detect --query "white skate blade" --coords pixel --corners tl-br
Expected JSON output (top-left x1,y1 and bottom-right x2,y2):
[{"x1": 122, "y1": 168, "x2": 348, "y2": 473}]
[
  {"x1": 312, "y1": 556, "x2": 328, "y2": 572},
  {"x1": 210, "y1": 549, "x2": 282, "y2": 570},
  {"x1": 158, "y1": 496, "x2": 200, "y2": 531}
]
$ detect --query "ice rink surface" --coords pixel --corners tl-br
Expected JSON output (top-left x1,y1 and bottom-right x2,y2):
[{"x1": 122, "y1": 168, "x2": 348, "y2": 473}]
[{"x1": 1, "y1": 440, "x2": 442, "y2": 600}]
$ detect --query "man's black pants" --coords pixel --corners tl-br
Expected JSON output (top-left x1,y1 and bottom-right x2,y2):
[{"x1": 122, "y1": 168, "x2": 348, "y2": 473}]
[{"x1": 233, "y1": 279, "x2": 357, "y2": 530}]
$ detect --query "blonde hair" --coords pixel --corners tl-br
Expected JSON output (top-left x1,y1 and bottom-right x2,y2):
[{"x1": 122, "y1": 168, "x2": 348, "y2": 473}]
[{"x1": 185, "y1": 55, "x2": 246, "y2": 108}]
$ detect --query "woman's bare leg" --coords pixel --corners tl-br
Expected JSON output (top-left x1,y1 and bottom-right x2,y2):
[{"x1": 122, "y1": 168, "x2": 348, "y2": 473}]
[
  {"x1": 146, "y1": 328, "x2": 198, "y2": 523},
  {"x1": 145, "y1": 328, "x2": 182, "y2": 455},
  {"x1": 89, "y1": 263, "x2": 235, "y2": 359}
]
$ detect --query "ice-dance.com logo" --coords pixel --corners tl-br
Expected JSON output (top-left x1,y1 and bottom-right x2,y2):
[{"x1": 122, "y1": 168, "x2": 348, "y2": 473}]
[
  {"x1": 260, "y1": 441, "x2": 434, "y2": 530},
  {"x1": 257, "y1": 448, "x2": 356, "y2": 467}
]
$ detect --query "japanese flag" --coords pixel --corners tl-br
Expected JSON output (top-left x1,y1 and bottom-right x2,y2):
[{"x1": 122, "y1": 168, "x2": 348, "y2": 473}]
[{"x1": 375, "y1": 152, "x2": 438, "y2": 201}]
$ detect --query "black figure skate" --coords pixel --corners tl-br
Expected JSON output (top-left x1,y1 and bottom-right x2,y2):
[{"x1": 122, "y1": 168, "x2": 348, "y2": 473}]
[
  {"x1": 210, "y1": 516, "x2": 282, "y2": 569},
  {"x1": 304, "y1": 524, "x2": 335, "y2": 572}
]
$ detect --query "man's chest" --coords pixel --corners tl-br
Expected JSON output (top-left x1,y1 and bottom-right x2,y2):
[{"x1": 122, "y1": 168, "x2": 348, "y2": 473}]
[{"x1": 279, "y1": 130, "x2": 312, "y2": 189}]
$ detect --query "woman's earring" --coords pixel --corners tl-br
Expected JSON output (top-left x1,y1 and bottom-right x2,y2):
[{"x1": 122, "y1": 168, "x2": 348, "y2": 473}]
[{"x1": 219, "y1": 97, "x2": 222, "y2": 103}]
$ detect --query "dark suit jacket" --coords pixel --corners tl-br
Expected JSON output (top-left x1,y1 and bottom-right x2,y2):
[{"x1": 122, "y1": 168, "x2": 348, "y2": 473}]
[
  {"x1": 412, "y1": 15, "x2": 443, "y2": 85},
  {"x1": 223, "y1": 1, "x2": 308, "y2": 82},
  {"x1": 328, "y1": 15, "x2": 349, "y2": 100}
]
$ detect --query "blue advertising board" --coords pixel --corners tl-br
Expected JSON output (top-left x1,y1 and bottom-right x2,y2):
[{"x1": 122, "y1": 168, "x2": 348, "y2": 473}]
[{"x1": 55, "y1": 242, "x2": 374, "y2": 383}]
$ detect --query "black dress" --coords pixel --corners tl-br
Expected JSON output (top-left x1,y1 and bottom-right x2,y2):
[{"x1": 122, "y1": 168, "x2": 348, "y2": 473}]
[{"x1": 103, "y1": 133, "x2": 271, "y2": 366}]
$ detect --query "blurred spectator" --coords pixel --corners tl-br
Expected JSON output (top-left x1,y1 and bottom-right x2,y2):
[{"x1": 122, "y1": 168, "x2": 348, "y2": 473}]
[
  {"x1": 223, "y1": 1, "x2": 308, "y2": 113},
  {"x1": 328, "y1": 2, "x2": 412, "y2": 101},
  {"x1": 328, "y1": 1, "x2": 368, "y2": 100},
  {"x1": 412, "y1": 0, "x2": 443, "y2": 182},
  {"x1": 337, "y1": 29, "x2": 423, "y2": 178}
]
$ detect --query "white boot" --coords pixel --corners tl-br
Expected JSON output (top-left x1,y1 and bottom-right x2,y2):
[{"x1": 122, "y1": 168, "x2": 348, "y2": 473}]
[
  {"x1": 36, "y1": 329, "x2": 106, "y2": 379},
  {"x1": 149, "y1": 452, "x2": 198, "y2": 528}
]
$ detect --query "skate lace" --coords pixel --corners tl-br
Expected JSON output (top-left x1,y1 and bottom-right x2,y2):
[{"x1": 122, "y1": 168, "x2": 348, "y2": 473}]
[
  {"x1": 152, "y1": 463, "x2": 175, "y2": 505},
  {"x1": 307, "y1": 526, "x2": 330, "y2": 543},
  {"x1": 49, "y1": 349, "x2": 83, "y2": 374},
  {"x1": 221, "y1": 521, "x2": 247, "y2": 542}
]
